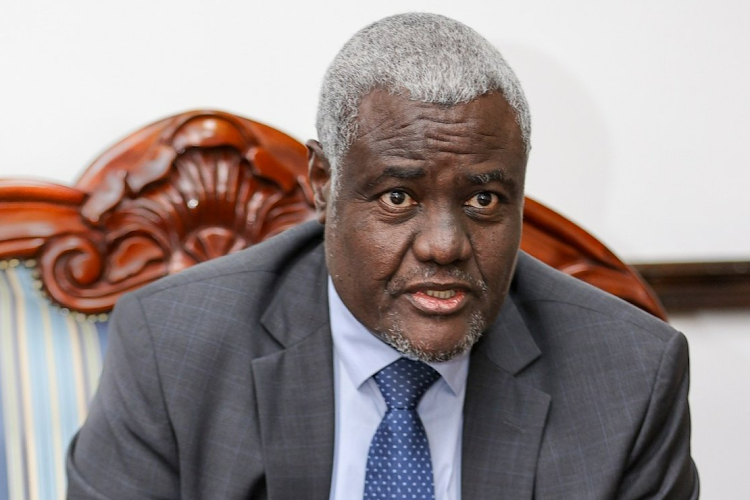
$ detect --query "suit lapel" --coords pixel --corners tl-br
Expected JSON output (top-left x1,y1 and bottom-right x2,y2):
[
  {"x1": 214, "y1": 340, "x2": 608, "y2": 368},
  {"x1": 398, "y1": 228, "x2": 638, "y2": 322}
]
[
  {"x1": 251, "y1": 243, "x2": 336, "y2": 499},
  {"x1": 462, "y1": 294, "x2": 551, "y2": 500},
  {"x1": 246, "y1": 231, "x2": 552, "y2": 499}
]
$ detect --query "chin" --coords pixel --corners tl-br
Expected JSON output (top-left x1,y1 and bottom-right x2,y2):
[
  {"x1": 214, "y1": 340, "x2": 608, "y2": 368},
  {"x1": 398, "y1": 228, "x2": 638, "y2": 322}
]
[{"x1": 377, "y1": 310, "x2": 486, "y2": 363}]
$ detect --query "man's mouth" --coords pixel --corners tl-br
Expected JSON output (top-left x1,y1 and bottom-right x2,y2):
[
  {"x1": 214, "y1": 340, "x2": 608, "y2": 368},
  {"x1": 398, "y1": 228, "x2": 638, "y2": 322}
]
[
  {"x1": 424, "y1": 289, "x2": 456, "y2": 299},
  {"x1": 409, "y1": 289, "x2": 468, "y2": 314}
]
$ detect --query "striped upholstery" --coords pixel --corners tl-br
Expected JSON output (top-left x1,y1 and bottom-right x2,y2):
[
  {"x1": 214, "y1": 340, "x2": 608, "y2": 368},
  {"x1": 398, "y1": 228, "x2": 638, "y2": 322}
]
[{"x1": 0, "y1": 261, "x2": 108, "y2": 500}]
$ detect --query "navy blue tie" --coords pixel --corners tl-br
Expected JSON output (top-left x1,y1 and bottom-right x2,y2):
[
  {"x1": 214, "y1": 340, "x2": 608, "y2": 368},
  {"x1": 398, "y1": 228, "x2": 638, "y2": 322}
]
[{"x1": 364, "y1": 357, "x2": 441, "y2": 500}]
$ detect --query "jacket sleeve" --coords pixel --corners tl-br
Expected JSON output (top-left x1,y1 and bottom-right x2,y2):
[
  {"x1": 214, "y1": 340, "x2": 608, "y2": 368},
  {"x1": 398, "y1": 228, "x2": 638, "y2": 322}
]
[
  {"x1": 66, "y1": 293, "x2": 180, "y2": 499},
  {"x1": 616, "y1": 331, "x2": 699, "y2": 499}
]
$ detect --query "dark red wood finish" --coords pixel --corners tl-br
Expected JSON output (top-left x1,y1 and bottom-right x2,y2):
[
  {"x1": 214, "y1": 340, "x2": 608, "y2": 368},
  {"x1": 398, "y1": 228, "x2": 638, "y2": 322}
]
[{"x1": 0, "y1": 111, "x2": 314, "y2": 313}]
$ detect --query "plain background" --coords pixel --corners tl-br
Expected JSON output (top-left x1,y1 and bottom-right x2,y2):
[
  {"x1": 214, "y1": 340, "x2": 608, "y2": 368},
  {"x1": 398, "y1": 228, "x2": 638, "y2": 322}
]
[{"x1": 1, "y1": 1, "x2": 748, "y2": 497}]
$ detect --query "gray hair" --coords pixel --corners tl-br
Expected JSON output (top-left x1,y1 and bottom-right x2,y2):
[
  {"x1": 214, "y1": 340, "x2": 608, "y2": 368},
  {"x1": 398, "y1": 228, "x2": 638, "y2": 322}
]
[{"x1": 316, "y1": 12, "x2": 531, "y2": 188}]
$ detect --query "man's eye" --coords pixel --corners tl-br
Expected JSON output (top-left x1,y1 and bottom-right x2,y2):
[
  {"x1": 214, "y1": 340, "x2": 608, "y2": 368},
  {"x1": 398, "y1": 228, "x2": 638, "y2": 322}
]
[
  {"x1": 465, "y1": 192, "x2": 499, "y2": 209},
  {"x1": 380, "y1": 190, "x2": 416, "y2": 208}
]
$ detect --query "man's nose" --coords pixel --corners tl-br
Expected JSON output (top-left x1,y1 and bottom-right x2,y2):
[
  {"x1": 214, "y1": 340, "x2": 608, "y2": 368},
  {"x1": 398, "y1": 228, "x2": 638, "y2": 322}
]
[{"x1": 412, "y1": 210, "x2": 471, "y2": 265}]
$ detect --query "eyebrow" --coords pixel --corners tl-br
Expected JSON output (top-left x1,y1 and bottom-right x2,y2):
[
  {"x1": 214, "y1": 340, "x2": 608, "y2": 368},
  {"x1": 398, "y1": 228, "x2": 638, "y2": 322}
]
[
  {"x1": 466, "y1": 169, "x2": 507, "y2": 185},
  {"x1": 367, "y1": 166, "x2": 426, "y2": 187}
]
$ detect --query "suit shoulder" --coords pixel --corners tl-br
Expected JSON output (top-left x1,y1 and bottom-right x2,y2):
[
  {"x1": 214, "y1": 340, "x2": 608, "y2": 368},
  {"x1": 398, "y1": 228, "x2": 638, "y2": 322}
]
[
  {"x1": 110, "y1": 221, "x2": 325, "y2": 342},
  {"x1": 512, "y1": 252, "x2": 679, "y2": 346},
  {"x1": 106, "y1": 221, "x2": 326, "y2": 360}
]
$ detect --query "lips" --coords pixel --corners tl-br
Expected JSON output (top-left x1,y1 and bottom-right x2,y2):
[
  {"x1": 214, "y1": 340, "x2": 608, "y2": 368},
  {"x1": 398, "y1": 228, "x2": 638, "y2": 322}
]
[
  {"x1": 388, "y1": 270, "x2": 484, "y2": 316},
  {"x1": 407, "y1": 288, "x2": 469, "y2": 315}
]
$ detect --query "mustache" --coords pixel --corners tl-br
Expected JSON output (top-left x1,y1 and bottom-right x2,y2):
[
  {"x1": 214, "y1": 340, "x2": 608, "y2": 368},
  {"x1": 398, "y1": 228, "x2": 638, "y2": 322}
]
[{"x1": 385, "y1": 265, "x2": 488, "y2": 296}]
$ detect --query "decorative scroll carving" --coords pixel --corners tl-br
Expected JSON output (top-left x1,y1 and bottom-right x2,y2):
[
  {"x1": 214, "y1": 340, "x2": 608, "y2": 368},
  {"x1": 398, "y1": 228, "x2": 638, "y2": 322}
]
[
  {"x1": 0, "y1": 110, "x2": 665, "y2": 319},
  {"x1": 0, "y1": 111, "x2": 315, "y2": 313}
]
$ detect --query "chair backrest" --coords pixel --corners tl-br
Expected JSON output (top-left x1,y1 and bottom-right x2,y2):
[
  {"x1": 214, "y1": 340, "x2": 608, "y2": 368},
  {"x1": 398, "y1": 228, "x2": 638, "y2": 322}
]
[
  {"x1": 0, "y1": 110, "x2": 665, "y2": 500},
  {"x1": 0, "y1": 111, "x2": 315, "y2": 499},
  {"x1": 521, "y1": 197, "x2": 664, "y2": 318}
]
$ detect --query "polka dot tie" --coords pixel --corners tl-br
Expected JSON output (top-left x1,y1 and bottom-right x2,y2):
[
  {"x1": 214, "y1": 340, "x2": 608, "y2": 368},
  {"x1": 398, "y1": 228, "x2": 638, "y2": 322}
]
[{"x1": 364, "y1": 357, "x2": 441, "y2": 500}]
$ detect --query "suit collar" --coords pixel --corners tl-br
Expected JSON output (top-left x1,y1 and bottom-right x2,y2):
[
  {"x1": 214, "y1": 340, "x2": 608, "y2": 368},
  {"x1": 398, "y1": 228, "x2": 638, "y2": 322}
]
[
  {"x1": 253, "y1": 239, "x2": 336, "y2": 499},
  {"x1": 461, "y1": 289, "x2": 551, "y2": 499},
  {"x1": 259, "y1": 223, "x2": 329, "y2": 347},
  {"x1": 478, "y1": 291, "x2": 542, "y2": 375},
  {"x1": 251, "y1": 230, "x2": 552, "y2": 499}
]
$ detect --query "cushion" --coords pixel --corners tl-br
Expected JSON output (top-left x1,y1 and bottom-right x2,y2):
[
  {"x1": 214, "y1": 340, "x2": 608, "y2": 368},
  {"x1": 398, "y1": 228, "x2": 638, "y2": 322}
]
[{"x1": 0, "y1": 260, "x2": 108, "y2": 500}]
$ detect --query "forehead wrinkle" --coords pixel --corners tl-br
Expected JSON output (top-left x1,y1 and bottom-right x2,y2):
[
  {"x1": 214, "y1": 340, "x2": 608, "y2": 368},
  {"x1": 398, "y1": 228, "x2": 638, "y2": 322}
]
[
  {"x1": 374, "y1": 122, "x2": 508, "y2": 159},
  {"x1": 416, "y1": 113, "x2": 512, "y2": 151},
  {"x1": 355, "y1": 111, "x2": 402, "y2": 143},
  {"x1": 423, "y1": 130, "x2": 507, "y2": 156},
  {"x1": 371, "y1": 140, "x2": 428, "y2": 161},
  {"x1": 353, "y1": 93, "x2": 524, "y2": 167}
]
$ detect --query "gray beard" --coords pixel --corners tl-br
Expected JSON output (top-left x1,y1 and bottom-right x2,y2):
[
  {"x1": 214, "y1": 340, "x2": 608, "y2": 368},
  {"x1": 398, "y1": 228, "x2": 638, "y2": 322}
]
[{"x1": 376, "y1": 310, "x2": 486, "y2": 363}]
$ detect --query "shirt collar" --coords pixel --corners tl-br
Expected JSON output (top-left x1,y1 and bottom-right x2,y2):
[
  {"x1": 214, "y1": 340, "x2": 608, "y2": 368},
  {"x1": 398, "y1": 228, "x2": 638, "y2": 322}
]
[{"x1": 328, "y1": 277, "x2": 469, "y2": 395}]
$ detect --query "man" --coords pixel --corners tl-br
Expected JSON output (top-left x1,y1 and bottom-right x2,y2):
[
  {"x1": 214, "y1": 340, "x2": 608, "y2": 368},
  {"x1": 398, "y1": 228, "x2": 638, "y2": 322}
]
[{"x1": 67, "y1": 13, "x2": 699, "y2": 499}]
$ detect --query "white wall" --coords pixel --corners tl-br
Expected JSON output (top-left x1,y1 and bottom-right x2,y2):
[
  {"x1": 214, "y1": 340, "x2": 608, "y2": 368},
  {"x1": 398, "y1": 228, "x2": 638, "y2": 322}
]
[
  {"x1": 673, "y1": 311, "x2": 750, "y2": 499},
  {"x1": 2, "y1": 1, "x2": 749, "y2": 497}
]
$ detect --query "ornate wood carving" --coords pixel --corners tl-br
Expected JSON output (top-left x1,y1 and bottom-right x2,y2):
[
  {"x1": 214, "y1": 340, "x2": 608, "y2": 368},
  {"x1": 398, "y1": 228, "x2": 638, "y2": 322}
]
[
  {"x1": 521, "y1": 198, "x2": 667, "y2": 319},
  {"x1": 0, "y1": 111, "x2": 315, "y2": 313},
  {"x1": 0, "y1": 110, "x2": 665, "y2": 319}
]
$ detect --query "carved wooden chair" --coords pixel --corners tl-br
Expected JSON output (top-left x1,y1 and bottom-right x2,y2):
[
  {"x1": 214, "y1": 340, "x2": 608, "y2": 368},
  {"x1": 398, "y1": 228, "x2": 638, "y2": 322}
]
[{"x1": 0, "y1": 110, "x2": 664, "y2": 499}]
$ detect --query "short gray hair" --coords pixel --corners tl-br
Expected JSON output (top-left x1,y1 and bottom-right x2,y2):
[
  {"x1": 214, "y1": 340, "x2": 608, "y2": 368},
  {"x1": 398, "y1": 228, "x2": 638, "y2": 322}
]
[{"x1": 316, "y1": 12, "x2": 531, "y2": 186}]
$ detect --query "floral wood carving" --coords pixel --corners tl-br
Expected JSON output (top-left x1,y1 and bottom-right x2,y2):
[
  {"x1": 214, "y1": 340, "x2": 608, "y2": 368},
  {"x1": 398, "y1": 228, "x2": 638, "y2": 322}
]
[
  {"x1": 0, "y1": 110, "x2": 665, "y2": 319},
  {"x1": 0, "y1": 111, "x2": 315, "y2": 314}
]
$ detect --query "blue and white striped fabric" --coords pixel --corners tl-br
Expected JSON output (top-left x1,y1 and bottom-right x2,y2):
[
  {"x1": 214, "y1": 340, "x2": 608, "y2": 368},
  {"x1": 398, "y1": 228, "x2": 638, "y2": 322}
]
[{"x1": 0, "y1": 261, "x2": 108, "y2": 500}]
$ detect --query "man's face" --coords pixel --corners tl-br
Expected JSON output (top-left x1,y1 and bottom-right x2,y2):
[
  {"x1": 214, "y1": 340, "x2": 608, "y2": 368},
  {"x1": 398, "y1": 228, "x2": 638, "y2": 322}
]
[{"x1": 309, "y1": 89, "x2": 527, "y2": 362}]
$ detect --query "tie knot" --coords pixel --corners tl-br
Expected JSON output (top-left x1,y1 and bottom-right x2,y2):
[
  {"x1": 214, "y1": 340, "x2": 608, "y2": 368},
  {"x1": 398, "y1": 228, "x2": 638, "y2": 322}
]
[{"x1": 373, "y1": 357, "x2": 440, "y2": 410}]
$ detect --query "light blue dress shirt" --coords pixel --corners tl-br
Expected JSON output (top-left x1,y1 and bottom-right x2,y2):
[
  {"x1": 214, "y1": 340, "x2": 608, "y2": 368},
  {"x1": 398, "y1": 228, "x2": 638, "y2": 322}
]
[{"x1": 327, "y1": 278, "x2": 469, "y2": 500}]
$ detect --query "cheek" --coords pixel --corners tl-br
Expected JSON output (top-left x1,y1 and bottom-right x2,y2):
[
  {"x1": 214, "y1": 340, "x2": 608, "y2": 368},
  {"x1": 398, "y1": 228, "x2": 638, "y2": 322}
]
[
  {"x1": 471, "y1": 221, "x2": 522, "y2": 286},
  {"x1": 328, "y1": 210, "x2": 414, "y2": 285}
]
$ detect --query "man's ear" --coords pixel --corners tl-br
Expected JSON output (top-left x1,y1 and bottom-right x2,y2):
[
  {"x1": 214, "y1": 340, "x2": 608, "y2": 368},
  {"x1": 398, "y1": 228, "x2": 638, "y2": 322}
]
[{"x1": 306, "y1": 139, "x2": 331, "y2": 224}]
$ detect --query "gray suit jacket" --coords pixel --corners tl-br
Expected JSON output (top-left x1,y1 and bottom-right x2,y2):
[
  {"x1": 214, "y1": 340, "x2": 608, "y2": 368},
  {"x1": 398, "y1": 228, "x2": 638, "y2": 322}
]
[{"x1": 67, "y1": 221, "x2": 699, "y2": 499}]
